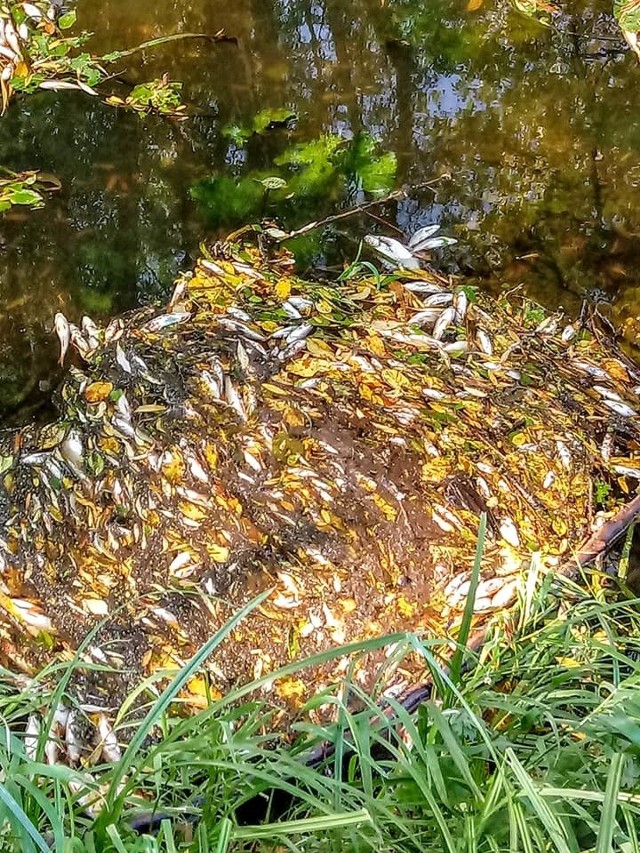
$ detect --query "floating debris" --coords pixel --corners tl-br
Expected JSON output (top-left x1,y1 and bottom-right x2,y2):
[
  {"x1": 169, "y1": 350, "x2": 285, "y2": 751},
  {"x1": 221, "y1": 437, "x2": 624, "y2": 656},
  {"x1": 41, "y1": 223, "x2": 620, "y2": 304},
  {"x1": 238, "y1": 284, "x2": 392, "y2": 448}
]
[{"x1": 0, "y1": 239, "x2": 639, "y2": 745}]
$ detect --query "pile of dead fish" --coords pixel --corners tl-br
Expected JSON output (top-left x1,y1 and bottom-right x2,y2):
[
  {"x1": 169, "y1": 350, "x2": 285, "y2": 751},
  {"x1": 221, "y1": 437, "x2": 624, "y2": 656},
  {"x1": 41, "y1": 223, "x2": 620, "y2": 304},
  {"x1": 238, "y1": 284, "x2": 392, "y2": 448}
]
[{"x1": 1, "y1": 236, "x2": 640, "y2": 771}]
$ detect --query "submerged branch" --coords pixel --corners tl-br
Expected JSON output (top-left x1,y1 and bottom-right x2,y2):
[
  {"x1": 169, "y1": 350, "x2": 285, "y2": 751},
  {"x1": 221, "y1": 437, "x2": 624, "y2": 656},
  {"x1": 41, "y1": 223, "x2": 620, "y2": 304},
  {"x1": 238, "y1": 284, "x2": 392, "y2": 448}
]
[
  {"x1": 99, "y1": 30, "x2": 238, "y2": 63},
  {"x1": 256, "y1": 177, "x2": 447, "y2": 243}
]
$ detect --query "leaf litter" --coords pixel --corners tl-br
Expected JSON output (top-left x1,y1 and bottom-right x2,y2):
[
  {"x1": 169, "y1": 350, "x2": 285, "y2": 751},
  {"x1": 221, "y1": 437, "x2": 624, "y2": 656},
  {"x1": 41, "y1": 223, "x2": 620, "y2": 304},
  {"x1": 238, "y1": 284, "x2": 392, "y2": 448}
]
[{"x1": 2, "y1": 238, "x2": 640, "y2": 772}]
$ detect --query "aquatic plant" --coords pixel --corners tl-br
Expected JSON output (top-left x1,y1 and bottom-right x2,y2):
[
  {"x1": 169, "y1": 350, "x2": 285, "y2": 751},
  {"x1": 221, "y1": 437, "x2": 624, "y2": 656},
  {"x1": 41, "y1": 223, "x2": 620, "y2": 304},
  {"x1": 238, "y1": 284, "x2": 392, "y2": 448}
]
[
  {"x1": 106, "y1": 78, "x2": 186, "y2": 118},
  {"x1": 191, "y1": 130, "x2": 398, "y2": 229}
]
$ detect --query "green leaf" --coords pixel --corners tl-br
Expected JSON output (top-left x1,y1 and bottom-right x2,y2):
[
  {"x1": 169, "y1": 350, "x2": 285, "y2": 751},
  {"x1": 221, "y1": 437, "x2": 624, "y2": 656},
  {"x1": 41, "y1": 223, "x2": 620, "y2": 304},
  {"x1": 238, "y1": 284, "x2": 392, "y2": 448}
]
[
  {"x1": 105, "y1": 588, "x2": 272, "y2": 805},
  {"x1": 614, "y1": 0, "x2": 640, "y2": 31},
  {"x1": 0, "y1": 784, "x2": 50, "y2": 853},
  {"x1": 256, "y1": 176, "x2": 287, "y2": 191},
  {"x1": 6, "y1": 188, "x2": 43, "y2": 207},
  {"x1": 596, "y1": 753, "x2": 625, "y2": 853},
  {"x1": 252, "y1": 107, "x2": 297, "y2": 134},
  {"x1": 358, "y1": 150, "x2": 397, "y2": 194},
  {"x1": 58, "y1": 11, "x2": 77, "y2": 29}
]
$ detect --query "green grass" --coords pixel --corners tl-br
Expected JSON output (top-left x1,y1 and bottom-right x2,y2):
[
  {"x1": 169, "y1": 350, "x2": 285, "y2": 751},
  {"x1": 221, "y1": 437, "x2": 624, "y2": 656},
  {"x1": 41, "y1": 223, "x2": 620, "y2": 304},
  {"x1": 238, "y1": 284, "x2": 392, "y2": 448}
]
[{"x1": 1, "y1": 568, "x2": 640, "y2": 852}]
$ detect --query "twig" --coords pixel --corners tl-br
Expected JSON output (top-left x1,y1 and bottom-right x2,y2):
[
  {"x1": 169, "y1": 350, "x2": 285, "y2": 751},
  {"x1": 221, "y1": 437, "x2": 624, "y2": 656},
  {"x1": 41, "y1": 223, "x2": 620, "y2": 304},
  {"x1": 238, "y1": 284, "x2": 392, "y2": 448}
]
[
  {"x1": 272, "y1": 178, "x2": 445, "y2": 243},
  {"x1": 99, "y1": 31, "x2": 237, "y2": 63}
]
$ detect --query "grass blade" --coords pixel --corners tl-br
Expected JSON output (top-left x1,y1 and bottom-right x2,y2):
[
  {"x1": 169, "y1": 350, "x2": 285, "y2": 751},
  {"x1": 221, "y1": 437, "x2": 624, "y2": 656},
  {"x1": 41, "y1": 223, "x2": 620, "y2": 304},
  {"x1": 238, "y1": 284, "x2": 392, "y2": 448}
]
[
  {"x1": 596, "y1": 752, "x2": 624, "y2": 853},
  {"x1": 106, "y1": 588, "x2": 272, "y2": 805},
  {"x1": 449, "y1": 513, "x2": 487, "y2": 688},
  {"x1": 0, "y1": 783, "x2": 49, "y2": 853}
]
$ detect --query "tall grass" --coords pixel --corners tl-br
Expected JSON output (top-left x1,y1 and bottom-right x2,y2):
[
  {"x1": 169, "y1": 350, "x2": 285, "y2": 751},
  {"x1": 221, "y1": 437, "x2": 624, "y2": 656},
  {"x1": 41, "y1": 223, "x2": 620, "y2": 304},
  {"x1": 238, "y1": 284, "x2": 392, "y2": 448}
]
[{"x1": 1, "y1": 567, "x2": 640, "y2": 852}]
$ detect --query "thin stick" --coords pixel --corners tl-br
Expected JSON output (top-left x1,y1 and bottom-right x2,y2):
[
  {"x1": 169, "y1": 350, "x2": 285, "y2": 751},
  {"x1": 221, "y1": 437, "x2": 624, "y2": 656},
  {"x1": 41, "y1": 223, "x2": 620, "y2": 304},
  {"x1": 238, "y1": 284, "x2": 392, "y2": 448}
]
[
  {"x1": 99, "y1": 31, "x2": 237, "y2": 63},
  {"x1": 272, "y1": 178, "x2": 445, "y2": 243}
]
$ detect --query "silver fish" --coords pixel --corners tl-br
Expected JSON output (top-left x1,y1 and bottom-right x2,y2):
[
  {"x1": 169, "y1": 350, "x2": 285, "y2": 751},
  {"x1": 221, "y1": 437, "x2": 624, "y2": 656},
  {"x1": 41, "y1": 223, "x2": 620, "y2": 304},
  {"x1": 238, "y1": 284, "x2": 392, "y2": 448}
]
[
  {"x1": 54, "y1": 312, "x2": 70, "y2": 367},
  {"x1": 432, "y1": 307, "x2": 456, "y2": 340},
  {"x1": 364, "y1": 235, "x2": 420, "y2": 270},
  {"x1": 142, "y1": 312, "x2": 191, "y2": 334}
]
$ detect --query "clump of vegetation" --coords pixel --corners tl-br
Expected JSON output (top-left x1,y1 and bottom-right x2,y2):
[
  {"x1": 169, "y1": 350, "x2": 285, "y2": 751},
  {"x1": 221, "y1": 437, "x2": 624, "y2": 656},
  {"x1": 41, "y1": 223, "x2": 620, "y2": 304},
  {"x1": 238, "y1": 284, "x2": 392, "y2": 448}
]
[
  {"x1": 191, "y1": 127, "x2": 397, "y2": 229},
  {"x1": 0, "y1": 167, "x2": 59, "y2": 211},
  {"x1": 1, "y1": 564, "x2": 640, "y2": 851},
  {"x1": 0, "y1": 1, "x2": 189, "y2": 115},
  {"x1": 106, "y1": 78, "x2": 186, "y2": 118}
]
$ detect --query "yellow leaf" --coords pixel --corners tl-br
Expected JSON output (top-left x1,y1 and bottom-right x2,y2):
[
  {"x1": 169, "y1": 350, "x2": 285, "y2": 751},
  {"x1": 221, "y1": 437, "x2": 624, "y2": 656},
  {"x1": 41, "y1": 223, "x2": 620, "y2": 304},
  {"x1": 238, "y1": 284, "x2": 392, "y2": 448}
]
[
  {"x1": 556, "y1": 656, "x2": 581, "y2": 668},
  {"x1": 366, "y1": 334, "x2": 387, "y2": 357},
  {"x1": 351, "y1": 286, "x2": 372, "y2": 300},
  {"x1": 306, "y1": 338, "x2": 334, "y2": 357},
  {"x1": 275, "y1": 677, "x2": 306, "y2": 701},
  {"x1": 467, "y1": 0, "x2": 484, "y2": 9},
  {"x1": 261, "y1": 382, "x2": 290, "y2": 396},
  {"x1": 602, "y1": 358, "x2": 629, "y2": 383},
  {"x1": 275, "y1": 278, "x2": 292, "y2": 300},
  {"x1": 208, "y1": 543, "x2": 229, "y2": 563},
  {"x1": 84, "y1": 382, "x2": 113, "y2": 403},
  {"x1": 381, "y1": 368, "x2": 409, "y2": 389}
]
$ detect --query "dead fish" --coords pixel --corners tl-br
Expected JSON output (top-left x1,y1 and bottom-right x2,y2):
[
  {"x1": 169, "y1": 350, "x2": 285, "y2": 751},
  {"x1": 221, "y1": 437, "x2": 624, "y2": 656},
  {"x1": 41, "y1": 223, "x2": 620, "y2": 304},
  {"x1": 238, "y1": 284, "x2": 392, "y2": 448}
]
[
  {"x1": 423, "y1": 292, "x2": 453, "y2": 308},
  {"x1": 217, "y1": 317, "x2": 266, "y2": 342},
  {"x1": 279, "y1": 339, "x2": 308, "y2": 361},
  {"x1": 499, "y1": 518, "x2": 520, "y2": 548},
  {"x1": 227, "y1": 306, "x2": 252, "y2": 322},
  {"x1": 407, "y1": 224, "x2": 458, "y2": 252},
  {"x1": 22, "y1": 3, "x2": 44, "y2": 20},
  {"x1": 604, "y1": 400, "x2": 636, "y2": 418},
  {"x1": 555, "y1": 440, "x2": 572, "y2": 469},
  {"x1": 69, "y1": 324, "x2": 91, "y2": 359},
  {"x1": 593, "y1": 385, "x2": 623, "y2": 403},
  {"x1": 364, "y1": 235, "x2": 420, "y2": 270},
  {"x1": 224, "y1": 377, "x2": 246, "y2": 421},
  {"x1": 142, "y1": 312, "x2": 191, "y2": 334},
  {"x1": 25, "y1": 715, "x2": 41, "y2": 761},
  {"x1": 285, "y1": 323, "x2": 314, "y2": 345},
  {"x1": 282, "y1": 300, "x2": 302, "y2": 320},
  {"x1": 422, "y1": 388, "x2": 446, "y2": 401},
  {"x1": 287, "y1": 296, "x2": 314, "y2": 313},
  {"x1": 201, "y1": 370, "x2": 222, "y2": 400},
  {"x1": 130, "y1": 354, "x2": 161, "y2": 385},
  {"x1": 22, "y1": 451, "x2": 49, "y2": 466},
  {"x1": 54, "y1": 312, "x2": 70, "y2": 366},
  {"x1": 95, "y1": 713, "x2": 121, "y2": 763},
  {"x1": 475, "y1": 329, "x2": 493, "y2": 355},
  {"x1": 572, "y1": 361, "x2": 610, "y2": 381},
  {"x1": 453, "y1": 291, "x2": 468, "y2": 324},
  {"x1": 168, "y1": 279, "x2": 187, "y2": 309},
  {"x1": 613, "y1": 464, "x2": 640, "y2": 478},
  {"x1": 81, "y1": 315, "x2": 101, "y2": 350},
  {"x1": 407, "y1": 224, "x2": 441, "y2": 251},
  {"x1": 432, "y1": 307, "x2": 456, "y2": 340},
  {"x1": 444, "y1": 341, "x2": 468, "y2": 355},
  {"x1": 115, "y1": 343, "x2": 132, "y2": 374},
  {"x1": 200, "y1": 259, "x2": 224, "y2": 275},
  {"x1": 65, "y1": 709, "x2": 82, "y2": 764},
  {"x1": 104, "y1": 318, "x2": 124, "y2": 345},
  {"x1": 402, "y1": 282, "x2": 445, "y2": 295}
]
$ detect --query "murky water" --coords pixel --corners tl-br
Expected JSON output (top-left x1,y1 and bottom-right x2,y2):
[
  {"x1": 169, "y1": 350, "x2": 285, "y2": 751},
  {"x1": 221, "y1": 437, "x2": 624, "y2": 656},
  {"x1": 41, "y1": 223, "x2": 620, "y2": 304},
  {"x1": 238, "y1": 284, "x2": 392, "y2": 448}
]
[{"x1": 1, "y1": 0, "x2": 640, "y2": 419}]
